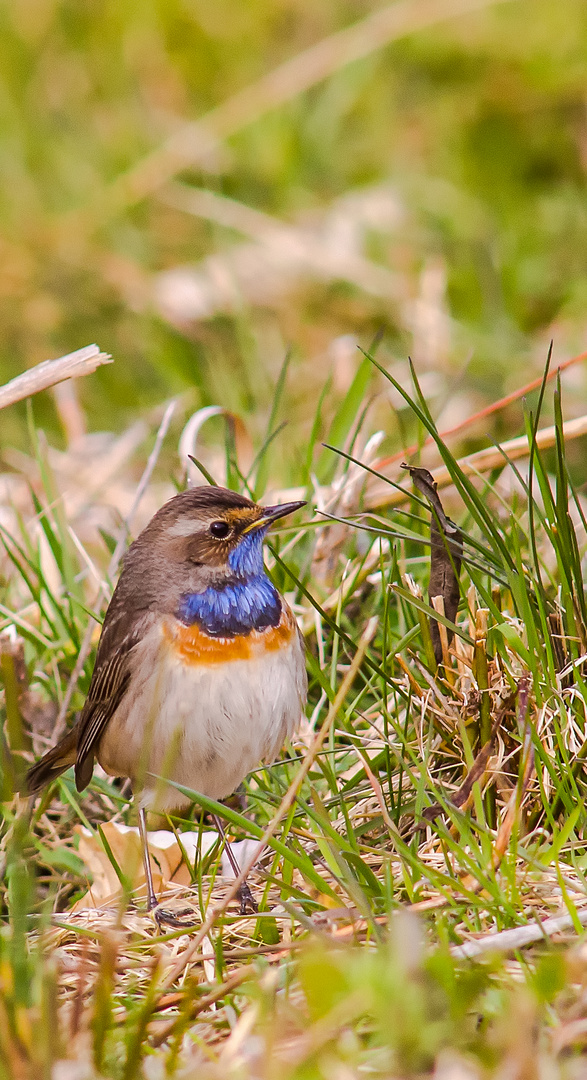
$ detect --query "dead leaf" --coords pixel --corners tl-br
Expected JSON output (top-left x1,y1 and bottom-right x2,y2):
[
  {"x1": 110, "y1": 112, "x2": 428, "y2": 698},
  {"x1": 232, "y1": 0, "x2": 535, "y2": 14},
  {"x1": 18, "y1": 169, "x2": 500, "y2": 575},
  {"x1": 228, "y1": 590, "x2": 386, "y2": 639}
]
[
  {"x1": 402, "y1": 464, "x2": 462, "y2": 666},
  {"x1": 72, "y1": 822, "x2": 257, "y2": 912}
]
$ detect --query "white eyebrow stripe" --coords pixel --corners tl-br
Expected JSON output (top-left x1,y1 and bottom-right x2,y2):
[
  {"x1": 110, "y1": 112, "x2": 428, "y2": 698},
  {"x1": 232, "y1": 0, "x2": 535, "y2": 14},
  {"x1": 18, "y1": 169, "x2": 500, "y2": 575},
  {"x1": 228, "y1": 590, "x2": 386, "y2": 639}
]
[{"x1": 167, "y1": 519, "x2": 204, "y2": 537}]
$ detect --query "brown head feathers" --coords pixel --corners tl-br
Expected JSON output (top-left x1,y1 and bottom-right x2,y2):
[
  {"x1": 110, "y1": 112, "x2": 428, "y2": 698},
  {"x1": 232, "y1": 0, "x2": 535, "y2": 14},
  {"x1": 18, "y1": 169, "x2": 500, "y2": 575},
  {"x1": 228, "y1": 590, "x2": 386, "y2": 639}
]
[
  {"x1": 121, "y1": 486, "x2": 304, "y2": 584},
  {"x1": 137, "y1": 486, "x2": 263, "y2": 568}
]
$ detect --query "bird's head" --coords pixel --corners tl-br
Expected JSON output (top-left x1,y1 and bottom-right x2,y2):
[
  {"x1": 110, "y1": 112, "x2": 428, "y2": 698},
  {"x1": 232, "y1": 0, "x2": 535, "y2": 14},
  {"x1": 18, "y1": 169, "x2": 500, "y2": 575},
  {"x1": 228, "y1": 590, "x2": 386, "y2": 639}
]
[{"x1": 133, "y1": 486, "x2": 305, "y2": 586}]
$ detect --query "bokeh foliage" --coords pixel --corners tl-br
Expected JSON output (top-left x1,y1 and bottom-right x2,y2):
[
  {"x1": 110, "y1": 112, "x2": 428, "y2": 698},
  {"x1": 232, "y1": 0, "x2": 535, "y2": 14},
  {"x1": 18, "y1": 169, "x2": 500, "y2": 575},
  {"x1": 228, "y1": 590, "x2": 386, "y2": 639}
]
[
  {"x1": 1, "y1": 5, "x2": 587, "y2": 1074},
  {"x1": 0, "y1": 0, "x2": 585, "y2": 456}
]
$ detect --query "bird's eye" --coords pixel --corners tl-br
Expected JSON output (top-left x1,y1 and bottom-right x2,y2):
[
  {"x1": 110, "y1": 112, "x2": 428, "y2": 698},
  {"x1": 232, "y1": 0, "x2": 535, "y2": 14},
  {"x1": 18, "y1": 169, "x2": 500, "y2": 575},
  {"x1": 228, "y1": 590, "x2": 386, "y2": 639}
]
[{"x1": 210, "y1": 520, "x2": 230, "y2": 539}]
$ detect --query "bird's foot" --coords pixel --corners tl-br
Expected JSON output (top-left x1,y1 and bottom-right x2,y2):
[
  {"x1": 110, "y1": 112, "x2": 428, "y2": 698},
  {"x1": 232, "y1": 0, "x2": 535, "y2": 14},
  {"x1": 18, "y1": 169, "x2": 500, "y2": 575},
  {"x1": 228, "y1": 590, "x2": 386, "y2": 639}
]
[
  {"x1": 236, "y1": 880, "x2": 258, "y2": 915},
  {"x1": 150, "y1": 900, "x2": 198, "y2": 931}
]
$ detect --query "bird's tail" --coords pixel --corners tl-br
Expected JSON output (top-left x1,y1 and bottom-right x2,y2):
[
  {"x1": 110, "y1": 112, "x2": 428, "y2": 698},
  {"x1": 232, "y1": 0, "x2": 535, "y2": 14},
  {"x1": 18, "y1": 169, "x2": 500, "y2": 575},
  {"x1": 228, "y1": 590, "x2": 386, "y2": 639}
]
[{"x1": 25, "y1": 727, "x2": 78, "y2": 796}]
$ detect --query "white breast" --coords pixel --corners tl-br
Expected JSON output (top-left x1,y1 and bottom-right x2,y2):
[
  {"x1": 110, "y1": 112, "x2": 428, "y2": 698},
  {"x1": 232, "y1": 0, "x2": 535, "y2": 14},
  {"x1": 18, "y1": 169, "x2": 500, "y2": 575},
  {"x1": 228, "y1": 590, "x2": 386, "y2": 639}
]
[{"x1": 97, "y1": 618, "x2": 307, "y2": 813}]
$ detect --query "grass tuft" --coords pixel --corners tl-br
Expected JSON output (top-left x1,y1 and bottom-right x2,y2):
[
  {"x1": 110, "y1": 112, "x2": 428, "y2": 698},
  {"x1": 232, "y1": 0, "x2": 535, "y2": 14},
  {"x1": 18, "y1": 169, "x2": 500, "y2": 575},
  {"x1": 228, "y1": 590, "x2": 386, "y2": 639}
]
[{"x1": 1, "y1": 359, "x2": 587, "y2": 1076}]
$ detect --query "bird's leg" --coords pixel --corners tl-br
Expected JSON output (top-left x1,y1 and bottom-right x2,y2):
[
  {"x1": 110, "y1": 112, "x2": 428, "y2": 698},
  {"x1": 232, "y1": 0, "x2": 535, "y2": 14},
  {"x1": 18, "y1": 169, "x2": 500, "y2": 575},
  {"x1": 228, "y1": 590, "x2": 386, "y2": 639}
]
[
  {"x1": 138, "y1": 807, "x2": 196, "y2": 930},
  {"x1": 213, "y1": 813, "x2": 258, "y2": 915},
  {"x1": 138, "y1": 806, "x2": 159, "y2": 911}
]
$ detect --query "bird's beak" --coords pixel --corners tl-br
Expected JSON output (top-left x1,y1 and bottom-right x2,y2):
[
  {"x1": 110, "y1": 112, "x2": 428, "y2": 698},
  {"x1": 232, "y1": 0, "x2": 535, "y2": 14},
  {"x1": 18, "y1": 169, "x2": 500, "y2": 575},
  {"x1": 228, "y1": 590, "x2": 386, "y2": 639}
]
[{"x1": 243, "y1": 500, "x2": 306, "y2": 533}]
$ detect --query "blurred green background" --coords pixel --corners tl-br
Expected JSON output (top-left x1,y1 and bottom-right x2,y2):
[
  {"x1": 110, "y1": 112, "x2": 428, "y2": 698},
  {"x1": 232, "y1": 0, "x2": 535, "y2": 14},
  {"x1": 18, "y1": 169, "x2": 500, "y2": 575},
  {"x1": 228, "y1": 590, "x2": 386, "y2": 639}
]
[{"x1": 0, "y1": 0, "x2": 586, "y2": 475}]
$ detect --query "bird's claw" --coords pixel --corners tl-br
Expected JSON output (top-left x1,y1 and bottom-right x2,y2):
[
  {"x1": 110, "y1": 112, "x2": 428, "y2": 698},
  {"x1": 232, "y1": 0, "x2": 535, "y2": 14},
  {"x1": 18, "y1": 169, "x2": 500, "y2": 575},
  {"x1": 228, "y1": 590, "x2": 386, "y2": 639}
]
[
  {"x1": 236, "y1": 880, "x2": 258, "y2": 915},
  {"x1": 151, "y1": 903, "x2": 198, "y2": 930}
]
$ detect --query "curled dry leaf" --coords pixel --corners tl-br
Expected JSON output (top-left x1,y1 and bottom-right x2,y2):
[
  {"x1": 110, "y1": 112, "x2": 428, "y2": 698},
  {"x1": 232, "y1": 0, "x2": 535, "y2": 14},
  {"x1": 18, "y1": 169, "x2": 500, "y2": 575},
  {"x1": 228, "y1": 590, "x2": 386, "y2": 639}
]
[
  {"x1": 402, "y1": 463, "x2": 462, "y2": 666},
  {"x1": 178, "y1": 406, "x2": 254, "y2": 487},
  {"x1": 72, "y1": 822, "x2": 258, "y2": 912}
]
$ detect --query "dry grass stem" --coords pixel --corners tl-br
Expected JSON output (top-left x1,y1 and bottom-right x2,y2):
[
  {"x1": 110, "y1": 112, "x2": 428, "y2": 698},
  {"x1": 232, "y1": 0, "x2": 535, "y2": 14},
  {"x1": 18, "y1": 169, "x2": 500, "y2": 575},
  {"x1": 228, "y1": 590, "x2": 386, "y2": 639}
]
[
  {"x1": 374, "y1": 348, "x2": 587, "y2": 472},
  {"x1": 0, "y1": 345, "x2": 111, "y2": 411},
  {"x1": 451, "y1": 905, "x2": 587, "y2": 960},
  {"x1": 364, "y1": 411, "x2": 587, "y2": 508}
]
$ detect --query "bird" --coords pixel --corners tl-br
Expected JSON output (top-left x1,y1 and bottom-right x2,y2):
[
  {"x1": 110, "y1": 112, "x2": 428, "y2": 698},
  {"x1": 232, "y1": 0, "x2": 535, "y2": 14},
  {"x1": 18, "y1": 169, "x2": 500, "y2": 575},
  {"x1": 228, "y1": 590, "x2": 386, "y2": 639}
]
[{"x1": 26, "y1": 486, "x2": 308, "y2": 925}]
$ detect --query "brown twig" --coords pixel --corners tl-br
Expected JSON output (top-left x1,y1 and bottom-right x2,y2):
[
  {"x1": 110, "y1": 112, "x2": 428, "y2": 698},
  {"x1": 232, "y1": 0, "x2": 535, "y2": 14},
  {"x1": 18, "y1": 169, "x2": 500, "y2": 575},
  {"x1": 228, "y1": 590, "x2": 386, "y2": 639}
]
[
  {"x1": 272, "y1": 411, "x2": 587, "y2": 511},
  {"x1": 364, "y1": 411, "x2": 587, "y2": 509},
  {"x1": 150, "y1": 966, "x2": 252, "y2": 1048},
  {"x1": 420, "y1": 691, "x2": 515, "y2": 826},
  {"x1": 374, "y1": 349, "x2": 587, "y2": 472}
]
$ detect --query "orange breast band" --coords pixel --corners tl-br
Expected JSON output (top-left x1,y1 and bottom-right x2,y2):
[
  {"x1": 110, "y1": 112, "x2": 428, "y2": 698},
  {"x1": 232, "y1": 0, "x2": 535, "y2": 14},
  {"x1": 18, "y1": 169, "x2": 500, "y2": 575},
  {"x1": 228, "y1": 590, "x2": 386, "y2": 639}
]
[{"x1": 163, "y1": 605, "x2": 297, "y2": 665}]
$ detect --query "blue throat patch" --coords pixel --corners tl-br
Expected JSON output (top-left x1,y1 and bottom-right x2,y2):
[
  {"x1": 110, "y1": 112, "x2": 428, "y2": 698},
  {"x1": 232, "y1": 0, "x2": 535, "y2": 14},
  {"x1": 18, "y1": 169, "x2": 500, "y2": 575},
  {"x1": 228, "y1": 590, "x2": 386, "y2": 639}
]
[{"x1": 177, "y1": 528, "x2": 282, "y2": 637}]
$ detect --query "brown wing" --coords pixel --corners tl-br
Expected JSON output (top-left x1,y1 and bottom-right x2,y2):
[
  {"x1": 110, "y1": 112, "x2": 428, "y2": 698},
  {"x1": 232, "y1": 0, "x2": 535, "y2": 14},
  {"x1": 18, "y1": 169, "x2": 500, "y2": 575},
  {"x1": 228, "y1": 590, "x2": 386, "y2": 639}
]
[{"x1": 74, "y1": 610, "x2": 154, "y2": 792}]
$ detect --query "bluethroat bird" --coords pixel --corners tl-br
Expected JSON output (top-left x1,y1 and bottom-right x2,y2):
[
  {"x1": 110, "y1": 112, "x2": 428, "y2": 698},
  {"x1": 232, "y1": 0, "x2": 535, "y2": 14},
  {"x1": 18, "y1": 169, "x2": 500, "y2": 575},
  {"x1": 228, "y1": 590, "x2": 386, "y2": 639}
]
[{"x1": 26, "y1": 486, "x2": 307, "y2": 925}]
